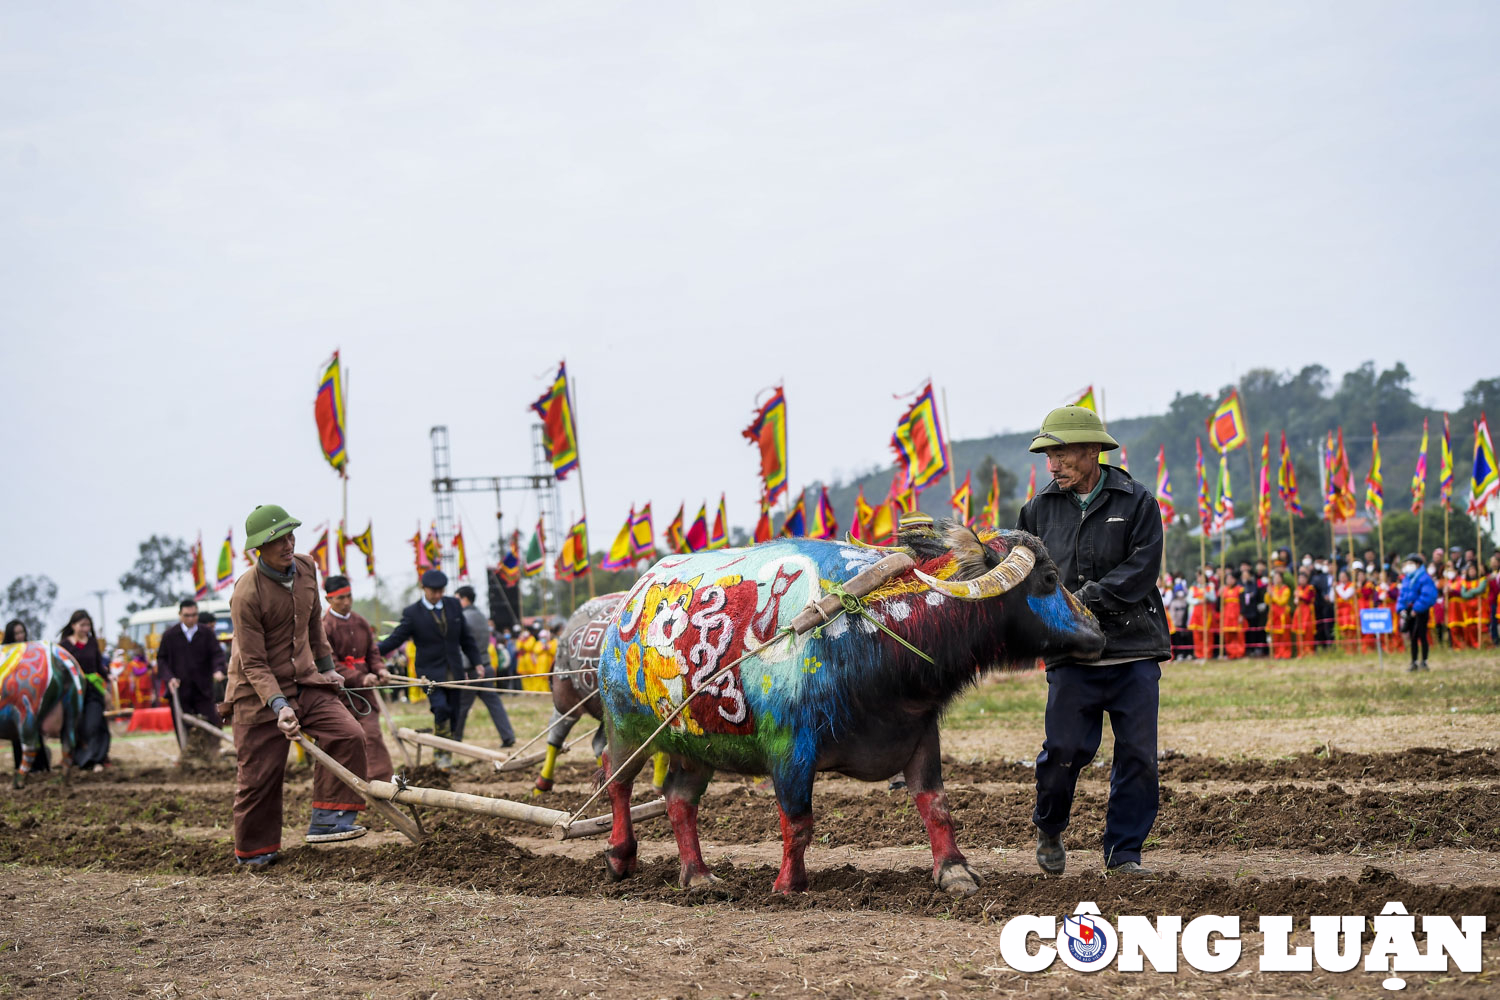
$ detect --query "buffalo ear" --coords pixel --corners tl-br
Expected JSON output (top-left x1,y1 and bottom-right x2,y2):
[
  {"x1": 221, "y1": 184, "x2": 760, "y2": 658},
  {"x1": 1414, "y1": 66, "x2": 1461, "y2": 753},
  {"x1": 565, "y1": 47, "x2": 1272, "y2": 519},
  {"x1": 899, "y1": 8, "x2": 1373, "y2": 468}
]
[{"x1": 943, "y1": 523, "x2": 993, "y2": 579}]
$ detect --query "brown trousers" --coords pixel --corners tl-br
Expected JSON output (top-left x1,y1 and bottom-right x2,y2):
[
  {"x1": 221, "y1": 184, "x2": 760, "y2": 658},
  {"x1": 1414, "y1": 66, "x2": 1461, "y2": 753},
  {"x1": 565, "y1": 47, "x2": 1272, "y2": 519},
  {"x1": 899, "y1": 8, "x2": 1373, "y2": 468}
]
[{"x1": 232, "y1": 685, "x2": 368, "y2": 860}]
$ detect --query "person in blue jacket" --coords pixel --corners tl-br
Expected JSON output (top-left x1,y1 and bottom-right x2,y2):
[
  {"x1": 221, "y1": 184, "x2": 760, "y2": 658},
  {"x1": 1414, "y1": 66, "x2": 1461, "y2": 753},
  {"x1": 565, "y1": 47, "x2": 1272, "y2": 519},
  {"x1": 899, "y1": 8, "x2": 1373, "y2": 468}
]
[{"x1": 1395, "y1": 551, "x2": 1439, "y2": 672}]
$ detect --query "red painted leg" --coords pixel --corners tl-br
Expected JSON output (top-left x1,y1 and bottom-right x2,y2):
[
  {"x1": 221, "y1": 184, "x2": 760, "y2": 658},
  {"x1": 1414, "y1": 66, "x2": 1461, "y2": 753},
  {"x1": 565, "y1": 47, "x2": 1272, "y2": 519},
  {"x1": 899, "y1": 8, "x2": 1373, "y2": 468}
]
[
  {"x1": 667, "y1": 798, "x2": 716, "y2": 887},
  {"x1": 773, "y1": 807, "x2": 814, "y2": 894},
  {"x1": 603, "y1": 768, "x2": 638, "y2": 881},
  {"x1": 914, "y1": 789, "x2": 978, "y2": 894}
]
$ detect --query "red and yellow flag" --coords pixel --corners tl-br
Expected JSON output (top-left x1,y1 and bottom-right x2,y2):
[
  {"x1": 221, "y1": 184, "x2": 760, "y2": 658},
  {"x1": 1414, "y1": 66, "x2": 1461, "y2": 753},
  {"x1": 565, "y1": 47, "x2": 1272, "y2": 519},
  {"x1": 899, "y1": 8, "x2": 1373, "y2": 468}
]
[
  {"x1": 349, "y1": 521, "x2": 376, "y2": 577},
  {"x1": 743, "y1": 387, "x2": 788, "y2": 505},
  {"x1": 1024, "y1": 464, "x2": 1037, "y2": 505},
  {"x1": 1257, "y1": 433, "x2": 1272, "y2": 540},
  {"x1": 215, "y1": 529, "x2": 235, "y2": 591},
  {"x1": 685, "y1": 503, "x2": 710, "y2": 552},
  {"x1": 850, "y1": 487, "x2": 874, "y2": 541},
  {"x1": 811, "y1": 487, "x2": 838, "y2": 540},
  {"x1": 1277, "y1": 431, "x2": 1302, "y2": 517},
  {"x1": 314, "y1": 351, "x2": 348, "y2": 476},
  {"x1": 530, "y1": 361, "x2": 580, "y2": 480},
  {"x1": 1324, "y1": 429, "x2": 1357, "y2": 524},
  {"x1": 1071, "y1": 386, "x2": 1097, "y2": 412},
  {"x1": 890, "y1": 382, "x2": 949, "y2": 493},
  {"x1": 1155, "y1": 446, "x2": 1174, "y2": 528},
  {"x1": 1440, "y1": 412, "x2": 1455, "y2": 508},
  {"x1": 664, "y1": 504, "x2": 687, "y2": 554},
  {"x1": 1471, "y1": 414, "x2": 1499, "y2": 516},
  {"x1": 708, "y1": 494, "x2": 729, "y2": 550},
  {"x1": 309, "y1": 525, "x2": 330, "y2": 577},
  {"x1": 630, "y1": 504, "x2": 656, "y2": 559},
  {"x1": 190, "y1": 534, "x2": 209, "y2": 599},
  {"x1": 753, "y1": 495, "x2": 773, "y2": 544},
  {"x1": 949, "y1": 471, "x2": 972, "y2": 525},
  {"x1": 453, "y1": 522, "x2": 470, "y2": 579},
  {"x1": 1207, "y1": 390, "x2": 1248, "y2": 453},
  {"x1": 1365, "y1": 423, "x2": 1384, "y2": 522},
  {"x1": 1411, "y1": 418, "x2": 1429, "y2": 515}
]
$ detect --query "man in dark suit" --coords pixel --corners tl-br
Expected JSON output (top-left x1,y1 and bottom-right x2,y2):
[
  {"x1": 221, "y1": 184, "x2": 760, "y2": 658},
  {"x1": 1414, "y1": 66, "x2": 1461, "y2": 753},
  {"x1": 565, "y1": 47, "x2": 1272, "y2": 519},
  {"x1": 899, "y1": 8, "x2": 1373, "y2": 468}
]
[
  {"x1": 377, "y1": 570, "x2": 482, "y2": 768},
  {"x1": 156, "y1": 597, "x2": 228, "y2": 760}
]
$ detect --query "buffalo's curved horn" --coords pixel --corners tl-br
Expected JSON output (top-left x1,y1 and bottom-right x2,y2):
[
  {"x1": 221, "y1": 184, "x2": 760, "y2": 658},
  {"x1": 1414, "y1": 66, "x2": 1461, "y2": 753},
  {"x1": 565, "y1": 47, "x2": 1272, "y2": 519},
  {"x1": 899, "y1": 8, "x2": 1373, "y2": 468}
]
[
  {"x1": 842, "y1": 532, "x2": 907, "y2": 552},
  {"x1": 914, "y1": 545, "x2": 1035, "y2": 600}
]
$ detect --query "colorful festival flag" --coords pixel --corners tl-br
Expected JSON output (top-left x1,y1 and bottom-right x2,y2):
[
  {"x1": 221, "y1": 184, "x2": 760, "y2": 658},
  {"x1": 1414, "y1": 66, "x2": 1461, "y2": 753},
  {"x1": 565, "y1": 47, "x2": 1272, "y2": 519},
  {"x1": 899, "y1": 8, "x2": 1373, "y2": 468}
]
[
  {"x1": 1440, "y1": 412, "x2": 1455, "y2": 509},
  {"x1": 423, "y1": 522, "x2": 441, "y2": 568},
  {"x1": 1207, "y1": 390, "x2": 1249, "y2": 453},
  {"x1": 708, "y1": 494, "x2": 729, "y2": 550},
  {"x1": 781, "y1": 490, "x2": 807, "y2": 538},
  {"x1": 890, "y1": 382, "x2": 950, "y2": 493},
  {"x1": 411, "y1": 525, "x2": 428, "y2": 573},
  {"x1": 1365, "y1": 423, "x2": 1384, "y2": 522},
  {"x1": 350, "y1": 521, "x2": 376, "y2": 577},
  {"x1": 334, "y1": 521, "x2": 348, "y2": 575},
  {"x1": 685, "y1": 503, "x2": 710, "y2": 552},
  {"x1": 949, "y1": 471, "x2": 972, "y2": 525},
  {"x1": 664, "y1": 504, "x2": 687, "y2": 554},
  {"x1": 313, "y1": 350, "x2": 348, "y2": 476},
  {"x1": 980, "y1": 466, "x2": 1001, "y2": 529},
  {"x1": 1277, "y1": 431, "x2": 1302, "y2": 517},
  {"x1": 563, "y1": 518, "x2": 590, "y2": 577},
  {"x1": 1470, "y1": 414, "x2": 1499, "y2": 516},
  {"x1": 191, "y1": 534, "x2": 209, "y2": 599},
  {"x1": 530, "y1": 361, "x2": 580, "y2": 480},
  {"x1": 1411, "y1": 418, "x2": 1429, "y2": 515},
  {"x1": 866, "y1": 499, "x2": 897, "y2": 544},
  {"x1": 498, "y1": 531, "x2": 521, "y2": 586},
  {"x1": 523, "y1": 520, "x2": 546, "y2": 577},
  {"x1": 453, "y1": 522, "x2": 470, "y2": 579},
  {"x1": 630, "y1": 504, "x2": 656, "y2": 559},
  {"x1": 850, "y1": 487, "x2": 874, "y2": 541},
  {"x1": 215, "y1": 529, "x2": 235, "y2": 591},
  {"x1": 309, "y1": 525, "x2": 330, "y2": 577},
  {"x1": 1118, "y1": 444, "x2": 1129, "y2": 473},
  {"x1": 1071, "y1": 386, "x2": 1097, "y2": 412},
  {"x1": 1024, "y1": 464, "x2": 1037, "y2": 504},
  {"x1": 811, "y1": 486, "x2": 838, "y2": 540},
  {"x1": 892, "y1": 481, "x2": 917, "y2": 515},
  {"x1": 603, "y1": 507, "x2": 637, "y2": 571},
  {"x1": 743, "y1": 387, "x2": 789, "y2": 505},
  {"x1": 1257, "y1": 433, "x2": 1272, "y2": 540},
  {"x1": 1325, "y1": 428, "x2": 1357, "y2": 524},
  {"x1": 754, "y1": 495, "x2": 773, "y2": 544},
  {"x1": 1155, "y1": 446, "x2": 1175, "y2": 528},
  {"x1": 1195, "y1": 438, "x2": 1212, "y2": 535},
  {"x1": 1212, "y1": 455, "x2": 1234, "y2": 534}
]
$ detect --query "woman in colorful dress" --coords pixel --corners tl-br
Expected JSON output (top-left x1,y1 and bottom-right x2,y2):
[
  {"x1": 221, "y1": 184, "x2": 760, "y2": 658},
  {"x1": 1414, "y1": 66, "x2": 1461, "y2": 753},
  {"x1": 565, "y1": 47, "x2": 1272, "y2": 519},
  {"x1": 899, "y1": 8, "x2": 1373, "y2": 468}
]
[
  {"x1": 1219, "y1": 573, "x2": 1246, "y2": 658},
  {"x1": 1456, "y1": 564, "x2": 1487, "y2": 650},
  {"x1": 1445, "y1": 566, "x2": 1470, "y2": 649},
  {"x1": 1188, "y1": 568, "x2": 1217, "y2": 660},
  {"x1": 1333, "y1": 569, "x2": 1359, "y2": 654},
  {"x1": 1293, "y1": 570, "x2": 1318, "y2": 657},
  {"x1": 1380, "y1": 569, "x2": 1405, "y2": 653},
  {"x1": 1267, "y1": 575, "x2": 1294, "y2": 660},
  {"x1": 1356, "y1": 569, "x2": 1379, "y2": 653}
]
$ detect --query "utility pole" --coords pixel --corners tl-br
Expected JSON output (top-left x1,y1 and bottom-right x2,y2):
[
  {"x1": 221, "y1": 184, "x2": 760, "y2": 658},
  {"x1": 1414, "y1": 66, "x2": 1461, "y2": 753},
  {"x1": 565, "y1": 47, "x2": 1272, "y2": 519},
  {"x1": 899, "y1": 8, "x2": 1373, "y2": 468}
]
[{"x1": 90, "y1": 590, "x2": 108, "y2": 638}]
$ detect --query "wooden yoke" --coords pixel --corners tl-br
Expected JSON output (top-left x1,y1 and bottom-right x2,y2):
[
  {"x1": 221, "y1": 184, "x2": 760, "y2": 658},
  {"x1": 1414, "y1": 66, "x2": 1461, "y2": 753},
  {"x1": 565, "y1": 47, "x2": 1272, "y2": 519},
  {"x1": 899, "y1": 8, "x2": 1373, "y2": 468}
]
[{"x1": 789, "y1": 552, "x2": 916, "y2": 635}]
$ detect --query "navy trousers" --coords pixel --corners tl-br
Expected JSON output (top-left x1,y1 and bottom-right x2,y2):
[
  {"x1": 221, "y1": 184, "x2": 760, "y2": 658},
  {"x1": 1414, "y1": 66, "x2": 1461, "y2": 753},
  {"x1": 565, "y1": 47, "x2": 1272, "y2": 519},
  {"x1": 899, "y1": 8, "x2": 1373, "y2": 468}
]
[
  {"x1": 426, "y1": 685, "x2": 461, "y2": 739},
  {"x1": 1033, "y1": 659, "x2": 1160, "y2": 866},
  {"x1": 455, "y1": 668, "x2": 515, "y2": 744}
]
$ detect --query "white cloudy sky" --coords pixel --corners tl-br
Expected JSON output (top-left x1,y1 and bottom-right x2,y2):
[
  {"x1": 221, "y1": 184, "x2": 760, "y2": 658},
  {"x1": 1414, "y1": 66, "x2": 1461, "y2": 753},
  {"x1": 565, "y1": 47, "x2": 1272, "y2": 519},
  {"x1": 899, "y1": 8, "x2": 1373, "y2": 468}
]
[{"x1": 2, "y1": 1, "x2": 1496, "y2": 629}]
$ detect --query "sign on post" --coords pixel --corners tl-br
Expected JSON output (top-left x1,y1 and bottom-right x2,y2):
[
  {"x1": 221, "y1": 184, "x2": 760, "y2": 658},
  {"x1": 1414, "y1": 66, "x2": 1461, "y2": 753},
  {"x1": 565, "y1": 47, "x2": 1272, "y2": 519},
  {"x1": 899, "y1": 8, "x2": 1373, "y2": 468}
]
[{"x1": 1359, "y1": 608, "x2": 1395, "y2": 668}]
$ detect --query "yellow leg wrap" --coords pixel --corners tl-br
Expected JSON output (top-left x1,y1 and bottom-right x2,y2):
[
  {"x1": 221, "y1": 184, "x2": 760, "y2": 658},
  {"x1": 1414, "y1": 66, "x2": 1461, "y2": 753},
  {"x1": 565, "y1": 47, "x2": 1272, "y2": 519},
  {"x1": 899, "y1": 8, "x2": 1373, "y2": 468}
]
[
  {"x1": 652, "y1": 752, "x2": 669, "y2": 790},
  {"x1": 533, "y1": 744, "x2": 561, "y2": 796}
]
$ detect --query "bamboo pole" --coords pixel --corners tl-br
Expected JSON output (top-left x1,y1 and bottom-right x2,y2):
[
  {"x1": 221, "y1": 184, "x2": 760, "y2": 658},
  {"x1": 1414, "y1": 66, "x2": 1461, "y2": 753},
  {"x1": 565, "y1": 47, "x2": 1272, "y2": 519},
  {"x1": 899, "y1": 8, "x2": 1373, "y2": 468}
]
[
  {"x1": 942, "y1": 387, "x2": 958, "y2": 496},
  {"x1": 553, "y1": 799, "x2": 669, "y2": 841},
  {"x1": 395, "y1": 727, "x2": 549, "y2": 771},
  {"x1": 292, "y1": 736, "x2": 425, "y2": 844},
  {"x1": 366, "y1": 778, "x2": 569, "y2": 825},
  {"x1": 181, "y1": 712, "x2": 233, "y2": 745},
  {"x1": 1217, "y1": 526, "x2": 1228, "y2": 659},
  {"x1": 567, "y1": 372, "x2": 596, "y2": 600}
]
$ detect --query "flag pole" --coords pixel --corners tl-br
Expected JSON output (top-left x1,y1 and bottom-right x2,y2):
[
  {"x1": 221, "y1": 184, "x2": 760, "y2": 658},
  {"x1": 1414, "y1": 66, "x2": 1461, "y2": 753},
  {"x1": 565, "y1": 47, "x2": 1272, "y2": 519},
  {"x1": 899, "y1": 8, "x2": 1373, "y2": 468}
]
[
  {"x1": 1237, "y1": 388, "x2": 1261, "y2": 562},
  {"x1": 567, "y1": 372, "x2": 596, "y2": 600},
  {"x1": 342, "y1": 363, "x2": 350, "y2": 573},
  {"x1": 942, "y1": 387, "x2": 957, "y2": 496}
]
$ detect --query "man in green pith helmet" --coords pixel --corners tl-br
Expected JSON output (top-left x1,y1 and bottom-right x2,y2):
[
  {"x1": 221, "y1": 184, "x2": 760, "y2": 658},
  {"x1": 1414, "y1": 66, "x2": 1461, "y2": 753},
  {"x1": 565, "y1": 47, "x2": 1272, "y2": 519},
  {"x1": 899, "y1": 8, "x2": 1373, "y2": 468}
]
[
  {"x1": 222, "y1": 504, "x2": 370, "y2": 867},
  {"x1": 1017, "y1": 405, "x2": 1170, "y2": 877}
]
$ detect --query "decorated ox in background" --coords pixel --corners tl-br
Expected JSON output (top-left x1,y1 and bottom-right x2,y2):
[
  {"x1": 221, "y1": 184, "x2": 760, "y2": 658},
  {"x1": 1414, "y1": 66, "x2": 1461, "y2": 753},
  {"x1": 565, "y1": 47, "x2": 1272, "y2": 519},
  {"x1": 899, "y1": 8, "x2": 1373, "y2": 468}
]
[
  {"x1": 536, "y1": 593, "x2": 669, "y2": 796},
  {"x1": 598, "y1": 521, "x2": 1105, "y2": 894},
  {"x1": 2, "y1": 642, "x2": 84, "y2": 788}
]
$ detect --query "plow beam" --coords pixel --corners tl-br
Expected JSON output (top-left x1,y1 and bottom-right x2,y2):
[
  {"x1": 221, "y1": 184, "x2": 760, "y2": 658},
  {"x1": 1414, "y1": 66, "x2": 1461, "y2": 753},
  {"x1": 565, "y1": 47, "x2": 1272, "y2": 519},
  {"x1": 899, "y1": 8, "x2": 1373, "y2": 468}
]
[{"x1": 396, "y1": 727, "x2": 550, "y2": 772}]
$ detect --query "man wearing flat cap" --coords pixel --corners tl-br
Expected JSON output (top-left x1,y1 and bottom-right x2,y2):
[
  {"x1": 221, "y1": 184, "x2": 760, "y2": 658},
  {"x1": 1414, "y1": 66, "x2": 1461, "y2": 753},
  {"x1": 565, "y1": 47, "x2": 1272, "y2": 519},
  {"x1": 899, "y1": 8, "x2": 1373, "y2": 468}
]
[
  {"x1": 378, "y1": 568, "x2": 484, "y2": 769},
  {"x1": 223, "y1": 504, "x2": 370, "y2": 867},
  {"x1": 1017, "y1": 405, "x2": 1171, "y2": 876}
]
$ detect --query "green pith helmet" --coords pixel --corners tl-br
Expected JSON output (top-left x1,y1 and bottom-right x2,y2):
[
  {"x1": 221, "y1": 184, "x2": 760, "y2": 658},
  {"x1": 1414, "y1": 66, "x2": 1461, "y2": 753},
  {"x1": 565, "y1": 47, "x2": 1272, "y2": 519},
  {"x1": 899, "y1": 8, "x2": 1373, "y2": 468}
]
[
  {"x1": 244, "y1": 504, "x2": 302, "y2": 550},
  {"x1": 1028, "y1": 405, "x2": 1120, "y2": 454}
]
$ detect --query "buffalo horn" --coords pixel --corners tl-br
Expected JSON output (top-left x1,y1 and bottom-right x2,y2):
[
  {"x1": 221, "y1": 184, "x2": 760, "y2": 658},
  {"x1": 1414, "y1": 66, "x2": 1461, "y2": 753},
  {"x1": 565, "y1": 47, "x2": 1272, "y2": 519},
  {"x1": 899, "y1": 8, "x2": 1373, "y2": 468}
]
[{"x1": 914, "y1": 545, "x2": 1035, "y2": 600}]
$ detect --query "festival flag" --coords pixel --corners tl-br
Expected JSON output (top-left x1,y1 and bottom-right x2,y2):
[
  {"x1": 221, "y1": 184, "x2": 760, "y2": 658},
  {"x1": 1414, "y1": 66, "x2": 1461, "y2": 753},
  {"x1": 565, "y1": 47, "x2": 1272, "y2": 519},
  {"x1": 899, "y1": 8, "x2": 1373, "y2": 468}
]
[
  {"x1": 529, "y1": 361, "x2": 580, "y2": 480},
  {"x1": 892, "y1": 482, "x2": 917, "y2": 515},
  {"x1": 1325, "y1": 428, "x2": 1357, "y2": 523},
  {"x1": 1024, "y1": 464, "x2": 1037, "y2": 504},
  {"x1": 664, "y1": 504, "x2": 687, "y2": 554},
  {"x1": 423, "y1": 522, "x2": 441, "y2": 568},
  {"x1": 980, "y1": 466, "x2": 1001, "y2": 529},
  {"x1": 781, "y1": 490, "x2": 807, "y2": 538},
  {"x1": 603, "y1": 509, "x2": 639, "y2": 569},
  {"x1": 708, "y1": 494, "x2": 729, "y2": 550},
  {"x1": 1155, "y1": 446, "x2": 1175, "y2": 528},
  {"x1": 1212, "y1": 455, "x2": 1234, "y2": 534},
  {"x1": 567, "y1": 518, "x2": 590, "y2": 576},
  {"x1": 215, "y1": 529, "x2": 235, "y2": 591},
  {"x1": 1364, "y1": 423, "x2": 1384, "y2": 522},
  {"x1": 949, "y1": 471, "x2": 972, "y2": 525},
  {"x1": 350, "y1": 521, "x2": 376, "y2": 576},
  {"x1": 1440, "y1": 412, "x2": 1455, "y2": 509},
  {"x1": 753, "y1": 495, "x2": 773, "y2": 543},
  {"x1": 411, "y1": 525, "x2": 428, "y2": 573},
  {"x1": 850, "y1": 487, "x2": 874, "y2": 541},
  {"x1": 453, "y1": 522, "x2": 470, "y2": 579},
  {"x1": 890, "y1": 382, "x2": 950, "y2": 493},
  {"x1": 523, "y1": 519, "x2": 546, "y2": 577},
  {"x1": 498, "y1": 531, "x2": 521, "y2": 586},
  {"x1": 309, "y1": 525, "x2": 330, "y2": 577},
  {"x1": 1118, "y1": 444, "x2": 1129, "y2": 473},
  {"x1": 1071, "y1": 386, "x2": 1097, "y2": 412},
  {"x1": 866, "y1": 499, "x2": 897, "y2": 544},
  {"x1": 685, "y1": 503, "x2": 710, "y2": 552},
  {"x1": 1411, "y1": 417, "x2": 1429, "y2": 515},
  {"x1": 1257, "y1": 433, "x2": 1272, "y2": 540},
  {"x1": 1207, "y1": 390, "x2": 1249, "y2": 453},
  {"x1": 1277, "y1": 431, "x2": 1302, "y2": 517},
  {"x1": 743, "y1": 387, "x2": 789, "y2": 505},
  {"x1": 1470, "y1": 414, "x2": 1499, "y2": 516},
  {"x1": 1195, "y1": 438, "x2": 1212, "y2": 534},
  {"x1": 334, "y1": 521, "x2": 348, "y2": 575},
  {"x1": 811, "y1": 486, "x2": 838, "y2": 539},
  {"x1": 313, "y1": 350, "x2": 348, "y2": 476},
  {"x1": 630, "y1": 503, "x2": 656, "y2": 559},
  {"x1": 191, "y1": 534, "x2": 209, "y2": 599}
]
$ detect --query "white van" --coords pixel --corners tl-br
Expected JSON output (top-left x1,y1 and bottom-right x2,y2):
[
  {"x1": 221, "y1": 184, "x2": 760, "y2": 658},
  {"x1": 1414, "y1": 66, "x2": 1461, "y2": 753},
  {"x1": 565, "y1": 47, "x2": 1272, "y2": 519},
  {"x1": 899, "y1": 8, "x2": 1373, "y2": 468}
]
[{"x1": 124, "y1": 599, "x2": 232, "y2": 652}]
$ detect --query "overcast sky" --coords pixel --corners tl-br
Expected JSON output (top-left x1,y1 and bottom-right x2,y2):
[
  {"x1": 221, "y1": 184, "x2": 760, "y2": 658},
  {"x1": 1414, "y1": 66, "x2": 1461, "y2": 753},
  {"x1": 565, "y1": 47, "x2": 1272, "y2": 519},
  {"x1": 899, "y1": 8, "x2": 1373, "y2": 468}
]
[{"x1": 3, "y1": 1, "x2": 1496, "y2": 630}]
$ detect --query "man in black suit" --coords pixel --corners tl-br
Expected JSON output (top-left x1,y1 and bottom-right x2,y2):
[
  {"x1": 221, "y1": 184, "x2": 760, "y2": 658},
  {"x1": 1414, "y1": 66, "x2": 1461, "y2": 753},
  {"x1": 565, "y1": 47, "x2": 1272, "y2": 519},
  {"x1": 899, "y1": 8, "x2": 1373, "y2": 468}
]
[
  {"x1": 377, "y1": 570, "x2": 482, "y2": 768},
  {"x1": 156, "y1": 598, "x2": 228, "y2": 760}
]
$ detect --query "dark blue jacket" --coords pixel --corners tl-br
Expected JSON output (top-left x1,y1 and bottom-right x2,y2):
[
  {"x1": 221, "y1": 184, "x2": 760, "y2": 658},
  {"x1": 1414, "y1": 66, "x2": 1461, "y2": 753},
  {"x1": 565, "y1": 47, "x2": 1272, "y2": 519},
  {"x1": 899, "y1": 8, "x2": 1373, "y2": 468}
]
[
  {"x1": 378, "y1": 596, "x2": 483, "y2": 681},
  {"x1": 1397, "y1": 567, "x2": 1439, "y2": 614}
]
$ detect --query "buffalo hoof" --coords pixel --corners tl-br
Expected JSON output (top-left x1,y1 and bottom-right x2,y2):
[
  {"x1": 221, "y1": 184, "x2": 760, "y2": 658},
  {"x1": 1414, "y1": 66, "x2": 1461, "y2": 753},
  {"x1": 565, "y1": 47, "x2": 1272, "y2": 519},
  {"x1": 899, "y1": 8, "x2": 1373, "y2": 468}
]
[
  {"x1": 11, "y1": 774, "x2": 24, "y2": 791},
  {"x1": 936, "y1": 860, "x2": 980, "y2": 896},
  {"x1": 679, "y1": 865, "x2": 721, "y2": 889},
  {"x1": 604, "y1": 850, "x2": 638, "y2": 882},
  {"x1": 772, "y1": 873, "x2": 809, "y2": 894}
]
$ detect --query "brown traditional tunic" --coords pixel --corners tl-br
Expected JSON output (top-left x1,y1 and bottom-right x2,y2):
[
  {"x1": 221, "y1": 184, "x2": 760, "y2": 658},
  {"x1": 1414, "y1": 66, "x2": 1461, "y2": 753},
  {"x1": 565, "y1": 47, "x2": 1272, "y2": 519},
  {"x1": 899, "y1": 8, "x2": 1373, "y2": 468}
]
[
  {"x1": 322, "y1": 609, "x2": 394, "y2": 782},
  {"x1": 226, "y1": 554, "x2": 368, "y2": 859}
]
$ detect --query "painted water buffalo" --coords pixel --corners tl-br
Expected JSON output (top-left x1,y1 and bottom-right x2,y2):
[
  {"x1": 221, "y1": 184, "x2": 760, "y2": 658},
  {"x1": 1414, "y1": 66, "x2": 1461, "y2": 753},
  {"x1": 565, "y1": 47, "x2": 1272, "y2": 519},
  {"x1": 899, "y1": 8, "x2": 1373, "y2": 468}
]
[
  {"x1": 597, "y1": 521, "x2": 1105, "y2": 894},
  {"x1": 537, "y1": 593, "x2": 668, "y2": 795},
  {"x1": 2, "y1": 641, "x2": 84, "y2": 788}
]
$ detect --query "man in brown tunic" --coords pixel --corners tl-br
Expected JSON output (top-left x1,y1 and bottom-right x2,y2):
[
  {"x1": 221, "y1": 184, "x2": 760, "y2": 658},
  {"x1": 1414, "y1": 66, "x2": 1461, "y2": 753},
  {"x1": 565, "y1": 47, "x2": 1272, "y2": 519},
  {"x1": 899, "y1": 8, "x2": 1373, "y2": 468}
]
[
  {"x1": 321, "y1": 574, "x2": 394, "y2": 782},
  {"x1": 224, "y1": 504, "x2": 369, "y2": 867}
]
